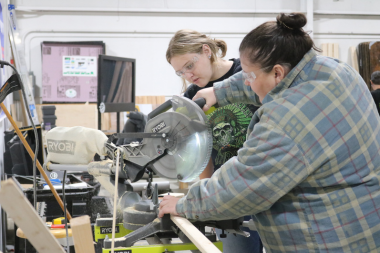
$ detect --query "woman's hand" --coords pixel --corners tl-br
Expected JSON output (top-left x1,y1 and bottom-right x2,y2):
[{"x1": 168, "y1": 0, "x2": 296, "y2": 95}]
[
  {"x1": 193, "y1": 87, "x2": 217, "y2": 112},
  {"x1": 158, "y1": 195, "x2": 180, "y2": 218}
]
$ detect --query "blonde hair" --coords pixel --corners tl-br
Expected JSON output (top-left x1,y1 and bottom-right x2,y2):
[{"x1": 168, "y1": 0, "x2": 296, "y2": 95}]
[{"x1": 166, "y1": 29, "x2": 227, "y2": 93}]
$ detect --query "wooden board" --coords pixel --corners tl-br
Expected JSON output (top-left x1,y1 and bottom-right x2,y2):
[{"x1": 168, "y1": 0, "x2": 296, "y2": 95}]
[
  {"x1": 321, "y1": 43, "x2": 328, "y2": 57},
  {"x1": 357, "y1": 42, "x2": 372, "y2": 90},
  {"x1": 333, "y1": 43, "x2": 339, "y2": 59},
  {"x1": 33, "y1": 96, "x2": 166, "y2": 132},
  {"x1": 0, "y1": 179, "x2": 65, "y2": 253},
  {"x1": 136, "y1": 96, "x2": 165, "y2": 105},
  {"x1": 171, "y1": 215, "x2": 222, "y2": 253},
  {"x1": 320, "y1": 43, "x2": 339, "y2": 59},
  {"x1": 36, "y1": 103, "x2": 98, "y2": 129},
  {"x1": 70, "y1": 215, "x2": 95, "y2": 253},
  {"x1": 328, "y1": 43, "x2": 333, "y2": 57},
  {"x1": 349, "y1": 46, "x2": 359, "y2": 72},
  {"x1": 370, "y1": 41, "x2": 380, "y2": 74}
]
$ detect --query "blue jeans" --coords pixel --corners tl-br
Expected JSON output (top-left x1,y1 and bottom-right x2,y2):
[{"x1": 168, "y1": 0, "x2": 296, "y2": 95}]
[{"x1": 215, "y1": 216, "x2": 263, "y2": 253}]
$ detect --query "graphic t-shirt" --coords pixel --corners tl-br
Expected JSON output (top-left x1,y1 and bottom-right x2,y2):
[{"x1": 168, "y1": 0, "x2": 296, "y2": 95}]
[{"x1": 184, "y1": 58, "x2": 259, "y2": 171}]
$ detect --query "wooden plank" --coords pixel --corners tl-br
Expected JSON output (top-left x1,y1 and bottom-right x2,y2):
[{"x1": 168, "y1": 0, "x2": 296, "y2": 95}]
[
  {"x1": 70, "y1": 215, "x2": 95, "y2": 253},
  {"x1": 136, "y1": 96, "x2": 166, "y2": 105},
  {"x1": 179, "y1": 182, "x2": 188, "y2": 189},
  {"x1": 171, "y1": 215, "x2": 222, "y2": 253},
  {"x1": 153, "y1": 96, "x2": 158, "y2": 104},
  {"x1": 10, "y1": 103, "x2": 17, "y2": 118},
  {"x1": 0, "y1": 179, "x2": 65, "y2": 253},
  {"x1": 328, "y1": 43, "x2": 334, "y2": 57},
  {"x1": 18, "y1": 90, "x2": 28, "y2": 126},
  {"x1": 101, "y1": 112, "x2": 111, "y2": 130},
  {"x1": 321, "y1": 43, "x2": 328, "y2": 57},
  {"x1": 350, "y1": 46, "x2": 359, "y2": 72},
  {"x1": 333, "y1": 43, "x2": 339, "y2": 59},
  {"x1": 36, "y1": 103, "x2": 98, "y2": 129},
  {"x1": 156, "y1": 96, "x2": 166, "y2": 104}
]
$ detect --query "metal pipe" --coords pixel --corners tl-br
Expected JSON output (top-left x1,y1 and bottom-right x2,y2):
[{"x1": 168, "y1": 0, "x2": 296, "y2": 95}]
[
  {"x1": 15, "y1": 6, "x2": 380, "y2": 16},
  {"x1": 130, "y1": 181, "x2": 170, "y2": 192},
  {"x1": 46, "y1": 163, "x2": 89, "y2": 172},
  {"x1": 15, "y1": 6, "x2": 301, "y2": 14},
  {"x1": 306, "y1": 0, "x2": 314, "y2": 39}
]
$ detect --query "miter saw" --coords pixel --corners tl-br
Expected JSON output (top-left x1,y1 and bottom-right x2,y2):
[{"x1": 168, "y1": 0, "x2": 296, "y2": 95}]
[{"x1": 45, "y1": 95, "x2": 250, "y2": 252}]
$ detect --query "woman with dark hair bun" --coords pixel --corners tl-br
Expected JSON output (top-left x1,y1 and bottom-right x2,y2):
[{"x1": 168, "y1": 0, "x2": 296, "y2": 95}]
[
  {"x1": 160, "y1": 13, "x2": 380, "y2": 252},
  {"x1": 166, "y1": 29, "x2": 263, "y2": 253}
]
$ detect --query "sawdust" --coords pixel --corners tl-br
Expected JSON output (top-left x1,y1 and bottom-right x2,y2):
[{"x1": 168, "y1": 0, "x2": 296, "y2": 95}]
[
  {"x1": 152, "y1": 218, "x2": 161, "y2": 223},
  {"x1": 124, "y1": 221, "x2": 146, "y2": 226}
]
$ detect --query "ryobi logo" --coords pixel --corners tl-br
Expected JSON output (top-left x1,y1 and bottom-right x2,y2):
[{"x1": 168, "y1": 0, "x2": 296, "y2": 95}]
[
  {"x1": 47, "y1": 140, "x2": 76, "y2": 155},
  {"x1": 151, "y1": 121, "x2": 166, "y2": 133},
  {"x1": 100, "y1": 226, "x2": 119, "y2": 234}
]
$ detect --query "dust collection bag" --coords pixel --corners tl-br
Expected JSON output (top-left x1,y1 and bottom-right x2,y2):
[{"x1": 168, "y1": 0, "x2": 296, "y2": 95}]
[{"x1": 46, "y1": 126, "x2": 108, "y2": 164}]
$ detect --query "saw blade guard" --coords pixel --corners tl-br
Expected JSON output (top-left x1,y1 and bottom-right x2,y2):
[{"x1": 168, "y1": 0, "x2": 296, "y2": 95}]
[{"x1": 144, "y1": 95, "x2": 212, "y2": 182}]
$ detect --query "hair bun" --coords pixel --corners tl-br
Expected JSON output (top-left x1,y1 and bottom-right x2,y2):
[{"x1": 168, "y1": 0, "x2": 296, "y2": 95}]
[{"x1": 276, "y1": 13, "x2": 307, "y2": 31}]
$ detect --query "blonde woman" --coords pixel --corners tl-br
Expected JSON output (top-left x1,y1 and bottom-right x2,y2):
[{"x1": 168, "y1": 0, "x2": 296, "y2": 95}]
[{"x1": 166, "y1": 29, "x2": 262, "y2": 253}]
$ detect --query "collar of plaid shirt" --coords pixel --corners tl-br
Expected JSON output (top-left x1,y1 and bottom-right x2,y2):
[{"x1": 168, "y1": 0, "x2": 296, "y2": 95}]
[{"x1": 262, "y1": 49, "x2": 317, "y2": 104}]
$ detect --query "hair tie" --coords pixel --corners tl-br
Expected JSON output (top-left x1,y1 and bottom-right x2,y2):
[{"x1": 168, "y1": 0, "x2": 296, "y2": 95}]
[{"x1": 278, "y1": 20, "x2": 293, "y2": 30}]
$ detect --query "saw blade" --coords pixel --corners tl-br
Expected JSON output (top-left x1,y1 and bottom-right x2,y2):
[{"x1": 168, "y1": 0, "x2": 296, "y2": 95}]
[{"x1": 143, "y1": 96, "x2": 212, "y2": 182}]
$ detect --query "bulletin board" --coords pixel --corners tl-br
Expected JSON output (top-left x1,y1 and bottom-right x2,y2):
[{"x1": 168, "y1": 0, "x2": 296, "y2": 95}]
[{"x1": 41, "y1": 41, "x2": 105, "y2": 103}]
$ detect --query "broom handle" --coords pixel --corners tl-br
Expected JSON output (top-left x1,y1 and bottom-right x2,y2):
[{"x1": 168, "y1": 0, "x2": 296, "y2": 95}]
[{"x1": 0, "y1": 103, "x2": 72, "y2": 220}]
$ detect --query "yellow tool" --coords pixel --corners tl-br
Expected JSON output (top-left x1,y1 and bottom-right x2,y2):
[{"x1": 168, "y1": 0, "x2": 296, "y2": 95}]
[{"x1": 53, "y1": 217, "x2": 67, "y2": 225}]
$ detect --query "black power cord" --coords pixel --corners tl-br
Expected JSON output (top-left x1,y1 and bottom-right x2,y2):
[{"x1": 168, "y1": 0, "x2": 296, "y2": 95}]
[{"x1": 0, "y1": 60, "x2": 39, "y2": 210}]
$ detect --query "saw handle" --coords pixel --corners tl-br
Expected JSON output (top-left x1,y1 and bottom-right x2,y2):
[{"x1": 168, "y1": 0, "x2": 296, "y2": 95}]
[
  {"x1": 147, "y1": 97, "x2": 207, "y2": 121},
  {"x1": 193, "y1": 98, "x2": 206, "y2": 109},
  {"x1": 147, "y1": 99, "x2": 172, "y2": 121}
]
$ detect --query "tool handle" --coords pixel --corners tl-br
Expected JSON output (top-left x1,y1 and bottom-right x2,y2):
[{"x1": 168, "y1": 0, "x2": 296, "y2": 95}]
[
  {"x1": 148, "y1": 97, "x2": 207, "y2": 121},
  {"x1": 0, "y1": 103, "x2": 72, "y2": 221},
  {"x1": 147, "y1": 99, "x2": 172, "y2": 121},
  {"x1": 193, "y1": 98, "x2": 206, "y2": 109},
  {"x1": 51, "y1": 224, "x2": 67, "y2": 229}
]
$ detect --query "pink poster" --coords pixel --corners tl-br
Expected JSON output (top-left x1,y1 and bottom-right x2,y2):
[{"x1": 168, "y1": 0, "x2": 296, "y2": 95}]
[{"x1": 41, "y1": 42, "x2": 104, "y2": 102}]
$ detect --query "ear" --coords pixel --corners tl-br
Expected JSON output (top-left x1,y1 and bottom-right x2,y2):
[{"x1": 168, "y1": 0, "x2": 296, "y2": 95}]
[
  {"x1": 273, "y1": 64, "x2": 287, "y2": 84},
  {"x1": 202, "y1": 44, "x2": 211, "y2": 55}
]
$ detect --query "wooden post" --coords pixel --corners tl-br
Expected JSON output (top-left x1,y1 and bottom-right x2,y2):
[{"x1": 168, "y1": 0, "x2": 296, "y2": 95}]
[
  {"x1": 70, "y1": 215, "x2": 95, "y2": 253},
  {"x1": 0, "y1": 179, "x2": 65, "y2": 253},
  {"x1": 171, "y1": 215, "x2": 222, "y2": 253},
  {"x1": 179, "y1": 182, "x2": 188, "y2": 190},
  {"x1": 17, "y1": 90, "x2": 28, "y2": 126}
]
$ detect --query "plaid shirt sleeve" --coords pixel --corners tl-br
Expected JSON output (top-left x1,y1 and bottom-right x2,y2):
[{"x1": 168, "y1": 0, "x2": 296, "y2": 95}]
[
  {"x1": 213, "y1": 71, "x2": 262, "y2": 107},
  {"x1": 176, "y1": 119, "x2": 312, "y2": 220}
]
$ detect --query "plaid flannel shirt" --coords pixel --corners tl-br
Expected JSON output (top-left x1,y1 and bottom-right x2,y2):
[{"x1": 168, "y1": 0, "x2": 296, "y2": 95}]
[{"x1": 176, "y1": 49, "x2": 380, "y2": 252}]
